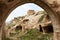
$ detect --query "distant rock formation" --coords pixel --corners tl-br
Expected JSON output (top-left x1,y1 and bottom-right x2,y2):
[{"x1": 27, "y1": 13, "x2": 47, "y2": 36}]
[{"x1": 7, "y1": 10, "x2": 53, "y2": 35}]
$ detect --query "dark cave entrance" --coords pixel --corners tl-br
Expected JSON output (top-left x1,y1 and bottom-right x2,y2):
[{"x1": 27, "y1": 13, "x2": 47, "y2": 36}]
[{"x1": 15, "y1": 25, "x2": 22, "y2": 30}]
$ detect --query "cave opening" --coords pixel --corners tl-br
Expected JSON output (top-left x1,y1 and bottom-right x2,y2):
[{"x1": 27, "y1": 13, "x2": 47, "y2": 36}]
[{"x1": 15, "y1": 25, "x2": 22, "y2": 30}]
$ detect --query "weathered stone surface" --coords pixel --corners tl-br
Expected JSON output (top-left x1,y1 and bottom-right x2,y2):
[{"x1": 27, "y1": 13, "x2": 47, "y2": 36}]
[
  {"x1": 8, "y1": 10, "x2": 52, "y2": 34},
  {"x1": 0, "y1": 0, "x2": 60, "y2": 40}
]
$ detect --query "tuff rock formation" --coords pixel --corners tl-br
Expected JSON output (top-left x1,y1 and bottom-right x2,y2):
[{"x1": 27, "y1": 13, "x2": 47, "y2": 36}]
[{"x1": 7, "y1": 10, "x2": 53, "y2": 35}]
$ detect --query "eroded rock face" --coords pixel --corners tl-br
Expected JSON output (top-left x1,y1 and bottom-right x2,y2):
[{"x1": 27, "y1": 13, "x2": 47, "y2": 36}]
[
  {"x1": 40, "y1": 15, "x2": 53, "y2": 33},
  {"x1": 8, "y1": 10, "x2": 53, "y2": 34}
]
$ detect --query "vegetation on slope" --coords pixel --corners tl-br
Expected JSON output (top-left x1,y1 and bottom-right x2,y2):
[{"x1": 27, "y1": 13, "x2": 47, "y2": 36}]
[{"x1": 5, "y1": 29, "x2": 53, "y2": 40}]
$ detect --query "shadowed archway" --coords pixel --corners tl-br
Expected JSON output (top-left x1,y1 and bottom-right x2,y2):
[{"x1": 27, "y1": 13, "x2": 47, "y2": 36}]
[{"x1": 0, "y1": 0, "x2": 60, "y2": 40}]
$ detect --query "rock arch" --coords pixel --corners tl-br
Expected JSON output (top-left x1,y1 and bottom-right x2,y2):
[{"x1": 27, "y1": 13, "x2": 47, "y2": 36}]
[
  {"x1": 0, "y1": 0, "x2": 60, "y2": 40},
  {"x1": 2, "y1": 0, "x2": 54, "y2": 22}
]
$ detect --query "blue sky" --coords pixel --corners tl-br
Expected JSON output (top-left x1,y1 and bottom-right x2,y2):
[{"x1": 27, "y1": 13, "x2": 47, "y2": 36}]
[{"x1": 5, "y1": 3, "x2": 44, "y2": 23}]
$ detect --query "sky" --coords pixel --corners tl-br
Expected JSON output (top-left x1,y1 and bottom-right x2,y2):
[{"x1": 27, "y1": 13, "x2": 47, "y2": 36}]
[{"x1": 5, "y1": 3, "x2": 44, "y2": 23}]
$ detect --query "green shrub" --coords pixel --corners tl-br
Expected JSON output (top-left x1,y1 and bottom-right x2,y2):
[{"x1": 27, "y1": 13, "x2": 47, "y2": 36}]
[{"x1": 19, "y1": 29, "x2": 53, "y2": 40}]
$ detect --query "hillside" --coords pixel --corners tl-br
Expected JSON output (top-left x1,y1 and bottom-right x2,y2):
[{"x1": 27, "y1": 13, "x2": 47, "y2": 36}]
[{"x1": 5, "y1": 10, "x2": 53, "y2": 40}]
